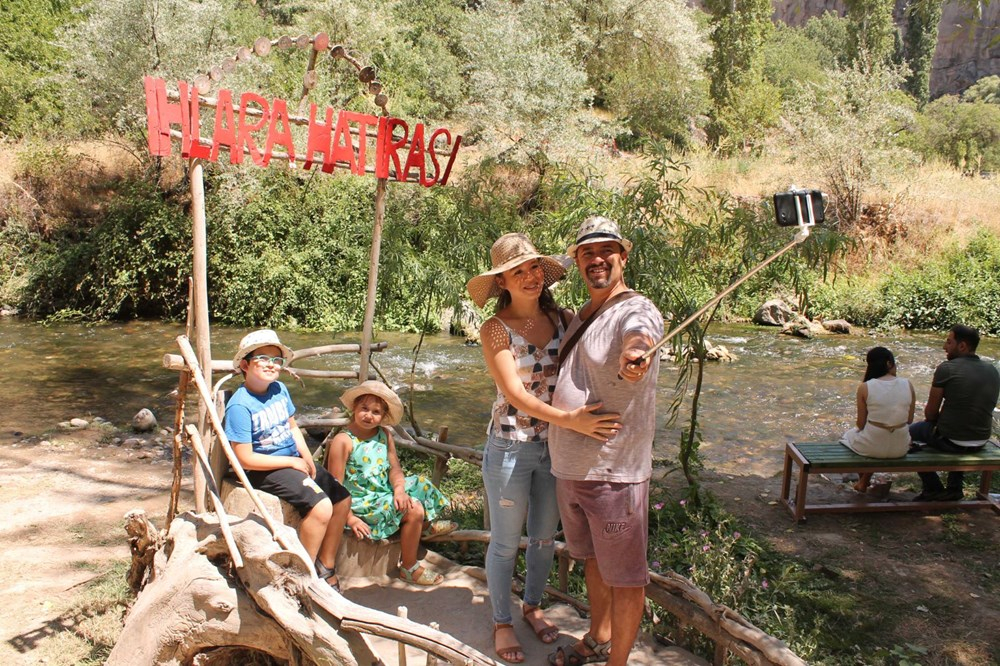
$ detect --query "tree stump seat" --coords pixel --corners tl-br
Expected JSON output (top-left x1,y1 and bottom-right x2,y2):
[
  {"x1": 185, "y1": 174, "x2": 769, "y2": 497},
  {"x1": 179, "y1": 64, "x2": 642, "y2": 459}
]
[{"x1": 219, "y1": 477, "x2": 403, "y2": 578}]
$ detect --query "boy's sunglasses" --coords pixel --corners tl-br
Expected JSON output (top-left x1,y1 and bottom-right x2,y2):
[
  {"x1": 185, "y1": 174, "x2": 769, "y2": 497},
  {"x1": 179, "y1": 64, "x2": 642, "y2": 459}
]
[{"x1": 248, "y1": 354, "x2": 287, "y2": 368}]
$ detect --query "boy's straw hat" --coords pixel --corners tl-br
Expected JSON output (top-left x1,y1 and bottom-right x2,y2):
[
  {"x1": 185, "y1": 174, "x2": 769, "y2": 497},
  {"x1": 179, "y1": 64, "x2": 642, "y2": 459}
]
[
  {"x1": 232, "y1": 329, "x2": 294, "y2": 370},
  {"x1": 465, "y1": 233, "x2": 567, "y2": 308},
  {"x1": 566, "y1": 216, "x2": 633, "y2": 258},
  {"x1": 340, "y1": 380, "x2": 404, "y2": 426}
]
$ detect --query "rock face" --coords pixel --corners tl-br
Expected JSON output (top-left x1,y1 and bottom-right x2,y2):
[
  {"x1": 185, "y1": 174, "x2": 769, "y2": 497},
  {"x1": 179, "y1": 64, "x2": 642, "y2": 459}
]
[
  {"x1": 768, "y1": 0, "x2": 999, "y2": 96},
  {"x1": 754, "y1": 299, "x2": 795, "y2": 326}
]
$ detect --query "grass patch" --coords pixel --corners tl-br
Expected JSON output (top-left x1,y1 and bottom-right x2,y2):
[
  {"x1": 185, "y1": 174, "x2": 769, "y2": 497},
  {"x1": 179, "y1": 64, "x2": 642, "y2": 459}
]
[{"x1": 28, "y1": 560, "x2": 131, "y2": 666}]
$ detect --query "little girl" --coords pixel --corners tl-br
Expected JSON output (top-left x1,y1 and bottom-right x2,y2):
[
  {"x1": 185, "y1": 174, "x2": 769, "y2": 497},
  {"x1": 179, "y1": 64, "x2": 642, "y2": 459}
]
[{"x1": 326, "y1": 380, "x2": 456, "y2": 586}]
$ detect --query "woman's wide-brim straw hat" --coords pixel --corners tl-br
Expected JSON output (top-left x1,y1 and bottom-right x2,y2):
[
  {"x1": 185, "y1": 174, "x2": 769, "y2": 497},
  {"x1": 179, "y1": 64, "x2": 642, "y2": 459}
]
[
  {"x1": 233, "y1": 329, "x2": 294, "y2": 371},
  {"x1": 465, "y1": 233, "x2": 568, "y2": 308},
  {"x1": 340, "y1": 380, "x2": 405, "y2": 426}
]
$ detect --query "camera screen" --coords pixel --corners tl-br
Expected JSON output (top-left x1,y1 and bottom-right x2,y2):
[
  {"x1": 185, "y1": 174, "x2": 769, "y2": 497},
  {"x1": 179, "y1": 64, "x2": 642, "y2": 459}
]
[{"x1": 773, "y1": 190, "x2": 825, "y2": 226}]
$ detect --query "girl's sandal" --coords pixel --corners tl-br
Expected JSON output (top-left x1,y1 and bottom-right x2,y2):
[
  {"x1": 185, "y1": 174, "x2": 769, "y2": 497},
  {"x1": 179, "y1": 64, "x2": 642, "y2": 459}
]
[
  {"x1": 421, "y1": 520, "x2": 458, "y2": 538},
  {"x1": 398, "y1": 561, "x2": 443, "y2": 586},
  {"x1": 315, "y1": 558, "x2": 341, "y2": 593},
  {"x1": 493, "y1": 623, "x2": 525, "y2": 664},
  {"x1": 522, "y1": 604, "x2": 559, "y2": 644}
]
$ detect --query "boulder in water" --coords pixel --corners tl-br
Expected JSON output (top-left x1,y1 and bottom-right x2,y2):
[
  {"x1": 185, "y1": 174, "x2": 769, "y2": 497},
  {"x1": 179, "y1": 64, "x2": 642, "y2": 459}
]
[
  {"x1": 821, "y1": 319, "x2": 852, "y2": 334},
  {"x1": 132, "y1": 408, "x2": 158, "y2": 433},
  {"x1": 753, "y1": 299, "x2": 794, "y2": 326}
]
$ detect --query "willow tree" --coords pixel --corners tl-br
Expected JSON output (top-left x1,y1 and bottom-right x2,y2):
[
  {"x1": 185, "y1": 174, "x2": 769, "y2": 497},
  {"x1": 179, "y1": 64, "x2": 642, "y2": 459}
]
[
  {"x1": 541, "y1": 143, "x2": 849, "y2": 496},
  {"x1": 706, "y1": 0, "x2": 779, "y2": 152}
]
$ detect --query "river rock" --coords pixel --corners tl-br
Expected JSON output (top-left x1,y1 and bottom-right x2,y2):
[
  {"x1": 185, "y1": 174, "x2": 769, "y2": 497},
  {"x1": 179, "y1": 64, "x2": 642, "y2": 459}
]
[
  {"x1": 0, "y1": 305, "x2": 18, "y2": 317},
  {"x1": 452, "y1": 299, "x2": 483, "y2": 342},
  {"x1": 753, "y1": 299, "x2": 795, "y2": 326},
  {"x1": 781, "y1": 315, "x2": 826, "y2": 338},
  {"x1": 69, "y1": 418, "x2": 89, "y2": 428},
  {"x1": 705, "y1": 344, "x2": 737, "y2": 362},
  {"x1": 124, "y1": 438, "x2": 143, "y2": 448},
  {"x1": 821, "y1": 319, "x2": 852, "y2": 334},
  {"x1": 132, "y1": 408, "x2": 158, "y2": 433}
]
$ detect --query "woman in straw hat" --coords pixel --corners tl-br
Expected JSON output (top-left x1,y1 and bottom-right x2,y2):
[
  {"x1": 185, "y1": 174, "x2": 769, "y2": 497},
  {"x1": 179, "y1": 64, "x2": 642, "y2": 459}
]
[{"x1": 467, "y1": 233, "x2": 622, "y2": 663}]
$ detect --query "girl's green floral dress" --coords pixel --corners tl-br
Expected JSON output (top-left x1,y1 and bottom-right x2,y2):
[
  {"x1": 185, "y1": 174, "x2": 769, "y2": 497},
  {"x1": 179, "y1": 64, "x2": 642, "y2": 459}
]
[{"x1": 343, "y1": 427, "x2": 449, "y2": 540}]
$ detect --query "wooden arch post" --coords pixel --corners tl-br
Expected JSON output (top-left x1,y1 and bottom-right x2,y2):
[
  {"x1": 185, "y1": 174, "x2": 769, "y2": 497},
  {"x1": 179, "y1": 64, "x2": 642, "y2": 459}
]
[{"x1": 143, "y1": 31, "x2": 463, "y2": 511}]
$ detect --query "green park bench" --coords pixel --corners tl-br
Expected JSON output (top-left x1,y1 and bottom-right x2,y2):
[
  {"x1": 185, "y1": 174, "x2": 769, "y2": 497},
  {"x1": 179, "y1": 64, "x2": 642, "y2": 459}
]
[{"x1": 780, "y1": 441, "x2": 1000, "y2": 522}]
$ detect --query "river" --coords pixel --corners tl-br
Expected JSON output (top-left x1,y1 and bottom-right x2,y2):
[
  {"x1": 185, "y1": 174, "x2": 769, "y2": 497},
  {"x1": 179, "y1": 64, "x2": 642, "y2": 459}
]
[{"x1": 2, "y1": 318, "x2": 997, "y2": 477}]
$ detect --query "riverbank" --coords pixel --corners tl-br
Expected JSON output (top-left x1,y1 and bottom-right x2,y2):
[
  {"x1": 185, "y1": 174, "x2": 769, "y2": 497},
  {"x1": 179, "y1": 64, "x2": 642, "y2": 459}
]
[{"x1": 1, "y1": 421, "x2": 996, "y2": 665}]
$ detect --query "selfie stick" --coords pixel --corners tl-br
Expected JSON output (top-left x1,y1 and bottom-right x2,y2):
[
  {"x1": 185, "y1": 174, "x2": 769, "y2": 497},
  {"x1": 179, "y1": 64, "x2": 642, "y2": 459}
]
[{"x1": 628, "y1": 193, "x2": 817, "y2": 369}]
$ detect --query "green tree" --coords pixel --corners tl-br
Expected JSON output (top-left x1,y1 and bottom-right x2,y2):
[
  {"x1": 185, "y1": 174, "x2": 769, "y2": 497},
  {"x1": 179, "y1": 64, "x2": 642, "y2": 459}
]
[
  {"x1": 783, "y1": 61, "x2": 915, "y2": 225},
  {"x1": 962, "y1": 75, "x2": 1000, "y2": 104},
  {"x1": 459, "y1": 0, "x2": 591, "y2": 165},
  {"x1": 906, "y1": 95, "x2": 1000, "y2": 172},
  {"x1": 903, "y1": 0, "x2": 944, "y2": 106},
  {"x1": 0, "y1": 0, "x2": 89, "y2": 138},
  {"x1": 706, "y1": 0, "x2": 779, "y2": 151},
  {"x1": 844, "y1": 0, "x2": 898, "y2": 67}
]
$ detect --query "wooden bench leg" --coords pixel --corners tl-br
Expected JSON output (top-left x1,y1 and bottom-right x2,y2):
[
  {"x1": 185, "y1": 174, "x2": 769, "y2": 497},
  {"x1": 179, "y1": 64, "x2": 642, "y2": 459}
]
[
  {"x1": 780, "y1": 449, "x2": 793, "y2": 505},
  {"x1": 794, "y1": 465, "x2": 809, "y2": 522}
]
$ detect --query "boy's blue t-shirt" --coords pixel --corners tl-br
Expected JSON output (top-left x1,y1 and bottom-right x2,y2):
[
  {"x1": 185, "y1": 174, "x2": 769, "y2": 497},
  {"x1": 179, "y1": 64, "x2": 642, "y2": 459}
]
[{"x1": 224, "y1": 380, "x2": 300, "y2": 458}]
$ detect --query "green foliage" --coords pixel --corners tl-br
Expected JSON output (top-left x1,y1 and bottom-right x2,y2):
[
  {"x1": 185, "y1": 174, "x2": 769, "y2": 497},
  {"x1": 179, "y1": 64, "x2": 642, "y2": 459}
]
[
  {"x1": 706, "y1": 0, "x2": 777, "y2": 150},
  {"x1": 459, "y1": 0, "x2": 591, "y2": 164},
  {"x1": 903, "y1": 0, "x2": 943, "y2": 106},
  {"x1": 810, "y1": 229, "x2": 1000, "y2": 334},
  {"x1": 648, "y1": 496, "x2": 866, "y2": 662},
  {"x1": 565, "y1": 0, "x2": 710, "y2": 147},
  {"x1": 904, "y1": 95, "x2": 1000, "y2": 172},
  {"x1": 782, "y1": 60, "x2": 915, "y2": 225},
  {"x1": 762, "y1": 24, "x2": 835, "y2": 99},
  {"x1": 844, "y1": 0, "x2": 898, "y2": 67},
  {"x1": 0, "y1": 0, "x2": 92, "y2": 138},
  {"x1": 20, "y1": 179, "x2": 191, "y2": 319},
  {"x1": 962, "y1": 75, "x2": 1000, "y2": 104}
]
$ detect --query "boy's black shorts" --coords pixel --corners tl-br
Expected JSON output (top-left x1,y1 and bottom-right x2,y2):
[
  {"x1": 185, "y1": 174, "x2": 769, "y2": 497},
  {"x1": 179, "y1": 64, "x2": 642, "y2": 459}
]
[{"x1": 244, "y1": 465, "x2": 350, "y2": 517}]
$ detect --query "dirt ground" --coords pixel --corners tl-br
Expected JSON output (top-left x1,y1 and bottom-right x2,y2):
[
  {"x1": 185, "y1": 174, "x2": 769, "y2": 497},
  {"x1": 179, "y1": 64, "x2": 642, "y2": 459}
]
[{"x1": 0, "y1": 427, "x2": 997, "y2": 665}]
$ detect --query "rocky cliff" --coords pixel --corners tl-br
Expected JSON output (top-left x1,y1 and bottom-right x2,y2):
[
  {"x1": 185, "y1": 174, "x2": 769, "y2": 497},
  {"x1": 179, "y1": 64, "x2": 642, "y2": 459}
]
[{"x1": 770, "y1": 0, "x2": 1000, "y2": 96}]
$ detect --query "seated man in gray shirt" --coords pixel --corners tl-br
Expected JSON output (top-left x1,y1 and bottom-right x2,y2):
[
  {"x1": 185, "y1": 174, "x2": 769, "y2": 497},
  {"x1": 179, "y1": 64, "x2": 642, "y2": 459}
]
[{"x1": 909, "y1": 324, "x2": 1000, "y2": 501}]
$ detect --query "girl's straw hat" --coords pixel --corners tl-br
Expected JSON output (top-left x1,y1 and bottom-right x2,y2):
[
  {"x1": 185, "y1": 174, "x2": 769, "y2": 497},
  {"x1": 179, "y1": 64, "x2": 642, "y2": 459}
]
[
  {"x1": 465, "y1": 233, "x2": 567, "y2": 308},
  {"x1": 232, "y1": 329, "x2": 294, "y2": 370},
  {"x1": 340, "y1": 380, "x2": 404, "y2": 426}
]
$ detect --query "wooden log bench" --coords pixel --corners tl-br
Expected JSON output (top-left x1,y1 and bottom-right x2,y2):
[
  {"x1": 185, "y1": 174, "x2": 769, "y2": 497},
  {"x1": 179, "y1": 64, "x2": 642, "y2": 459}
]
[
  {"x1": 780, "y1": 441, "x2": 1000, "y2": 522},
  {"x1": 220, "y1": 479, "x2": 405, "y2": 578}
]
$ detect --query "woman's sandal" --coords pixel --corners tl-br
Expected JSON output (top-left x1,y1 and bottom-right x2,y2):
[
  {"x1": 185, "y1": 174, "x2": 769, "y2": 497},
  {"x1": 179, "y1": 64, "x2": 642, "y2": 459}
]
[
  {"x1": 493, "y1": 622, "x2": 525, "y2": 664},
  {"x1": 314, "y1": 559, "x2": 341, "y2": 593},
  {"x1": 398, "y1": 561, "x2": 443, "y2": 586},
  {"x1": 421, "y1": 520, "x2": 458, "y2": 538},
  {"x1": 522, "y1": 604, "x2": 559, "y2": 644},
  {"x1": 547, "y1": 633, "x2": 612, "y2": 665}
]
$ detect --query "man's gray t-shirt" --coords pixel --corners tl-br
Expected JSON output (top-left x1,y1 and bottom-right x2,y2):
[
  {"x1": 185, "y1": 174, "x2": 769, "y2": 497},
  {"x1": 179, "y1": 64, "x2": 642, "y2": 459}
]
[
  {"x1": 934, "y1": 354, "x2": 1000, "y2": 441},
  {"x1": 549, "y1": 294, "x2": 664, "y2": 483}
]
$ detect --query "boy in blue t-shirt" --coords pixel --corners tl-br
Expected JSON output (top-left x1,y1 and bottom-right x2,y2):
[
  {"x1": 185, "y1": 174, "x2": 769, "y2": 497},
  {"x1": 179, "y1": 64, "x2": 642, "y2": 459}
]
[{"x1": 224, "y1": 329, "x2": 349, "y2": 589}]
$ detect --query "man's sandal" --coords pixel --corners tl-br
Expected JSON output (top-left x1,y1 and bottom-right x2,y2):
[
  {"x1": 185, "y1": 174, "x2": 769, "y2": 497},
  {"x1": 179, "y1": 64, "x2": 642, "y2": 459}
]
[
  {"x1": 522, "y1": 604, "x2": 559, "y2": 643},
  {"x1": 421, "y1": 520, "x2": 458, "y2": 538},
  {"x1": 398, "y1": 561, "x2": 443, "y2": 586},
  {"x1": 314, "y1": 559, "x2": 341, "y2": 593},
  {"x1": 493, "y1": 622, "x2": 525, "y2": 664},
  {"x1": 547, "y1": 633, "x2": 611, "y2": 666}
]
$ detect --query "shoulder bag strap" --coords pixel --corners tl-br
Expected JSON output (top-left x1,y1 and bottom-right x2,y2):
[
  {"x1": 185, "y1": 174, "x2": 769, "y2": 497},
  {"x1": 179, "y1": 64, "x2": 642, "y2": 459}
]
[{"x1": 557, "y1": 290, "x2": 638, "y2": 371}]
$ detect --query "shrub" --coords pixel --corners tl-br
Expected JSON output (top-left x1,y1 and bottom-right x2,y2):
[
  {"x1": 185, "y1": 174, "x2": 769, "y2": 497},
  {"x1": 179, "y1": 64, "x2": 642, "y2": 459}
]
[{"x1": 904, "y1": 95, "x2": 1000, "y2": 173}]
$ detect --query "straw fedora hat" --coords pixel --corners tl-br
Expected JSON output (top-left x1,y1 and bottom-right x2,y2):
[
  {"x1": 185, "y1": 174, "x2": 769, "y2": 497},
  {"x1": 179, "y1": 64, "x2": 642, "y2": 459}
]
[
  {"x1": 566, "y1": 215, "x2": 633, "y2": 258},
  {"x1": 340, "y1": 380, "x2": 404, "y2": 426},
  {"x1": 465, "y1": 233, "x2": 567, "y2": 308},
  {"x1": 232, "y1": 329, "x2": 294, "y2": 370}
]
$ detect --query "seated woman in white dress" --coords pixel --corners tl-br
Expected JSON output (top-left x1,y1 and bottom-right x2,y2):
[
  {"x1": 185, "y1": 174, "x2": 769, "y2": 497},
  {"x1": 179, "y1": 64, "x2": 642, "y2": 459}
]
[{"x1": 840, "y1": 346, "x2": 916, "y2": 492}]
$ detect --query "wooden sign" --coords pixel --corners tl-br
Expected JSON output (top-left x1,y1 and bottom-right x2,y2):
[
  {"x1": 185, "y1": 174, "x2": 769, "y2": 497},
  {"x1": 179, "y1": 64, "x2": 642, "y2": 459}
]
[{"x1": 144, "y1": 76, "x2": 462, "y2": 187}]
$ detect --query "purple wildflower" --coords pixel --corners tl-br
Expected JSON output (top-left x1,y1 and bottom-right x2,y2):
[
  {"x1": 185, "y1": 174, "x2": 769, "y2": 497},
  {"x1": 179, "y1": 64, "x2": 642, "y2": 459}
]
[
  {"x1": 654, "y1": 502, "x2": 664, "y2": 510},
  {"x1": 733, "y1": 532, "x2": 741, "y2": 539},
  {"x1": 762, "y1": 579, "x2": 769, "y2": 589}
]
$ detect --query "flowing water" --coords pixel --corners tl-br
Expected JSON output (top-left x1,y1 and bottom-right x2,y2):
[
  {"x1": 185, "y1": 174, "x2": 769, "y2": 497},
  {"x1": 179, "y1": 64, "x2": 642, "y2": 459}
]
[{"x1": 2, "y1": 318, "x2": 998, "y2": 478}]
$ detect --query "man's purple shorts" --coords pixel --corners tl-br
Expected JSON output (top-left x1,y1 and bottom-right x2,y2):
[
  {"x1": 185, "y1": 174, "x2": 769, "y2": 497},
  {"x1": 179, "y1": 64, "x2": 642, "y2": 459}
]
[{"x1": 556, "y1": 478, "x2": 650, "y2": 587}]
